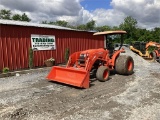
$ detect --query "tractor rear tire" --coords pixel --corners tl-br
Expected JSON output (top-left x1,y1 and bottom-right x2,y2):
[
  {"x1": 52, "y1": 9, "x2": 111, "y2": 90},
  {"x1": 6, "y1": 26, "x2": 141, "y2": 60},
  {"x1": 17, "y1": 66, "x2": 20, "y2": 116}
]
[
  {"x1": 158, "y1": 57, "x2": 160, "y2": 63},
  {"x1": 150, "y1": 51, "x2": 157, "y2": 61},
  {"x1": 96, "y1": 66, "x2": 110, "y2": 82},
  {"x1": 115, "y1": 55, "x2": 134, "y2": 75}
]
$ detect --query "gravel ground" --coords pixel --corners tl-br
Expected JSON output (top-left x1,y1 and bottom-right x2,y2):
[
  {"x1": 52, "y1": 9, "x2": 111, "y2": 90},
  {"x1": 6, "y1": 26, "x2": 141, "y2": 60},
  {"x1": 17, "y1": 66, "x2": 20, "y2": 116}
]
[{"x1": 0, "y1": 48, "x2": 160, "y2": 120}]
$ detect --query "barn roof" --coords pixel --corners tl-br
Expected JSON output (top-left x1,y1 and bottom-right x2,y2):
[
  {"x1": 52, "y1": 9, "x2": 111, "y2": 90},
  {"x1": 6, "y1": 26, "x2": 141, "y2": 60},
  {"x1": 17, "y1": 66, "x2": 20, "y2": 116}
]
[{"x1": 0, "y1": 19, "x2": 76, "y2": 31}]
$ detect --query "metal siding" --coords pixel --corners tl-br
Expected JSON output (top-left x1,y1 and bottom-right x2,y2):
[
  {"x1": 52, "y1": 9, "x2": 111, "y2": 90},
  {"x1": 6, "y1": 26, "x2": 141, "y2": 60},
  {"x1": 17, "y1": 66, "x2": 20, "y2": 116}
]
[
  {"x1": 0, "y1": 35, "x2": 3, "y2": 70},
  {"x1": 0, "y1": 24, "x2": 104, "y2": 71}
]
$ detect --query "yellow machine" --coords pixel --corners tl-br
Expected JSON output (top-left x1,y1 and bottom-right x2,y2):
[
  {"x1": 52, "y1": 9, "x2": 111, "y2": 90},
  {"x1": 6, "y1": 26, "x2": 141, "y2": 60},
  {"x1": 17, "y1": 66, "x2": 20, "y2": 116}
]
[{"x1": 130, "y1": 41, "x2": 160, "y2": 60}]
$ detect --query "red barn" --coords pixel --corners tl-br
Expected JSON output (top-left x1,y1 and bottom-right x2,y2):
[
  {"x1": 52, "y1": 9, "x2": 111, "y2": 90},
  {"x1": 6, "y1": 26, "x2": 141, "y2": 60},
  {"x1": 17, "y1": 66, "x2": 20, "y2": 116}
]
[{"x1": 0, "y1": 20, "x2": 104, "y2": 71}]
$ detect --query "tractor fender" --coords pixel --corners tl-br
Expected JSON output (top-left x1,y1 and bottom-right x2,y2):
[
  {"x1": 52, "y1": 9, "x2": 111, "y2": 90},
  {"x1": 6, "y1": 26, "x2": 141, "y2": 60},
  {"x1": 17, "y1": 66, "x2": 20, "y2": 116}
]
[{"x1": 111, "y1": 50, "x2": 124, "y2": 66}]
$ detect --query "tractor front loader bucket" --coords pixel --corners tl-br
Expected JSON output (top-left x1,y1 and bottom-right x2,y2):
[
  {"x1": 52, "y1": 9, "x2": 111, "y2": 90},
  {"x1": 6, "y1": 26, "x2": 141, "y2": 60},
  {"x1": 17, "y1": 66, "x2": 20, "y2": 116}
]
[{"x1": 46, "y1": 66, "x2": 90, "y2": 88}]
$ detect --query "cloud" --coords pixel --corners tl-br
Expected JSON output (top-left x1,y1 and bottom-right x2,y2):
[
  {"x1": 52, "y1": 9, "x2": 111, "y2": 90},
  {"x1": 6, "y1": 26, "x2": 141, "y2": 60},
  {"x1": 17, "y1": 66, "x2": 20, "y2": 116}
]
[
  {"x1": 92, "y1": 9, "x2": 125, "y2": 26},
  {"x1": 0, "y1": 0, "x2": 159, "y2": 29},
  {"x1": 111, "y1": 0, "x2": 160, "y2": 29},
  {"x1": 0, "y1": 0, "x2": 82, "y2": 16},
  {"x1": 0, "y1": 0, "x2": 36, "y2": 12}
]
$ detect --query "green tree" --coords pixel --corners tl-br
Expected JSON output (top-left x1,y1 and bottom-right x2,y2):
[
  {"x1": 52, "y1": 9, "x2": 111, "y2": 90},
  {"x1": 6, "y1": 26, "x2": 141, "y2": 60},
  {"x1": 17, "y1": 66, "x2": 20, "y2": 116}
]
[
  {"x1": 46, "y1": 20, "x2": 68, "y2": 27},
  {"x1": 42, "y1": 20, "x2": 48, "y2": 24},
  {"x1": 0, "y1": 9, "x2": 11, "y2": 20},
  {"x1": 55, "y1": 20, "x2": 68, "y2": 27},
  {"x1": 0, "y1": 9, "x2": 31, "y2": 22},
  {"x1": 77, "y1": 24, "x2": 86, "y2": 30},
  {"x1": 76, "y1": 20, "x2": 96, "y2": 31},
  {"x1": 152, "y1": 28, "x2": 160, "y2": 42},
  {"x1": 12, "y1": 14, "x2": 22, "y2": 21},
  {"x1": 86, "y1": 20, "x2": 95, "y2": 31},
  {"x1": 112, "y1": 26, "x2": 120, "y2": 30},
  {"x1": 29, "y1": 48, "x2": 33, "y2": 69},
  {"x1": 21, "y1": 13, "x2": 31, "y2": 22},
  {"x1": 12, "y1": 13, "x2": 31, "y2": 22},
  {"x1": 64, "y1": 48, "x2": 70, "y2": 63},
  {"x1": 119, "y1": 16, "x2": 137, "y2": 40},
  {"x1": 67, "y1": 24, "x2": 76, "y2": 29},
  {"x1": 95, "y1": 25, "x2": 111, "y2": 32}
]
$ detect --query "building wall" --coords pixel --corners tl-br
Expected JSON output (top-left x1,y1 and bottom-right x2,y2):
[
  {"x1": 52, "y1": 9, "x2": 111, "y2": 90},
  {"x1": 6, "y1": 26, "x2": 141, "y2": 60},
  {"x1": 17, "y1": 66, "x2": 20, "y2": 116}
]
[{"x1": 0, "y1": 24, "x2": 104, "y2": 71}]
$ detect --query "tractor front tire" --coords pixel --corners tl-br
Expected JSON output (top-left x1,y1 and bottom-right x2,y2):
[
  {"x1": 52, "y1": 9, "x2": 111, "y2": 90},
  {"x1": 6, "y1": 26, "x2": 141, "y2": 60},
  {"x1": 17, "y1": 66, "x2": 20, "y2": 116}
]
[
  {"x1": 96, "y1": 66, "x2": 110, "y2": 82},
  {"x1": 115, "y1": 55, "x2": 134, "y2": 75}
]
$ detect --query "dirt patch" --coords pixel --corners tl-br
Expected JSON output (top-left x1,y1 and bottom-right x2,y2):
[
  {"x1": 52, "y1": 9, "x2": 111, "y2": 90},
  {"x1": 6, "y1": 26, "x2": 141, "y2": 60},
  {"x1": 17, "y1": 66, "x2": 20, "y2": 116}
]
[
  {"x1": 4, "y1": 108, "x2": 31, "y2": 120},
  {"x1": 151, "y1": 72, "x2": 160, "y2": 78}
]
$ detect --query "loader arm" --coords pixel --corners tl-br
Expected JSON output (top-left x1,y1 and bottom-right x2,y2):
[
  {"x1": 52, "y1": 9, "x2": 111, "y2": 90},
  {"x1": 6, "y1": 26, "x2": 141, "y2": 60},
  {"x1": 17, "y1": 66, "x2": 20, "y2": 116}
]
[
  {"x1": 66, "y1": 51, "x2": 81, "y2": 67},
  {"x1": 146, "y1": 41, "x2": 160, "y2": 50},
  {"x1": 66, "y1": 49, "x2": 109, "y2": 70},
  {"x1": 83, "y1": 49, "x2": 109, "y2": 71},
  {"x1": 130, "y1": 46, "x2": 144, "y2": 56}
]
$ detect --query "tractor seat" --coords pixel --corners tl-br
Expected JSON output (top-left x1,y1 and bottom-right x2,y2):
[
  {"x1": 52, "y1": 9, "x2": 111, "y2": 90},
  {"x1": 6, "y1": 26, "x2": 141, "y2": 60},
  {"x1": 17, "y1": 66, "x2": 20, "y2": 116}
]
[
  {"x1": 77, "y1": 54, "x2": 86, "y2": 66},
  {"x1": 109, "y1": 48, "x2": 114, "y2": 58},
  {"x1": 107, "y1": 43, "x2": 114, "y2": 58}
]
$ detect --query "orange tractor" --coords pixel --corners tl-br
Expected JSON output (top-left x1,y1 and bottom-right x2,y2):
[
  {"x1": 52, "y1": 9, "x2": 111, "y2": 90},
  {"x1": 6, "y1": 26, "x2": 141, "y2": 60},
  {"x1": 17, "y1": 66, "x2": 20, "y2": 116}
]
[{"x1": 46, "y1": 31, "x2": 134, "y2": 88}]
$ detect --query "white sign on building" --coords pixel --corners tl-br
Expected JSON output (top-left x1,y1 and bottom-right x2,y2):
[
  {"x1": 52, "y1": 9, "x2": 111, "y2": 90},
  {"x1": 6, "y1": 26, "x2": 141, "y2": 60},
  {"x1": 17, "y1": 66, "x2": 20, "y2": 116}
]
[{"x1": 31, "y1": 34, "x2": 56, "y2": 51}]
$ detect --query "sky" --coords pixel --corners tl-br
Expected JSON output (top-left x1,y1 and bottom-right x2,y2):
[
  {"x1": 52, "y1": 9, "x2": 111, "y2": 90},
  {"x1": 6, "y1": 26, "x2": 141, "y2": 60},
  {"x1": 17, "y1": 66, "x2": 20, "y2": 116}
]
[
  {"x1": 81, "y1": 0, "x2": 112, "y2": 11},
  {"x1": 0, "y1": 0, "x2": 160, "y2": 29}
]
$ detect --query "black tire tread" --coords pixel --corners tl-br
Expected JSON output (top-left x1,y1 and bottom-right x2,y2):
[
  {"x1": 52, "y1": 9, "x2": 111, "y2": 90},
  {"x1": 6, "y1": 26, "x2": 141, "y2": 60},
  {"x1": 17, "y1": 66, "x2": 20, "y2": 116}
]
[{"x1": 151, "y1": 51, "x2": 157, "y2": 60}]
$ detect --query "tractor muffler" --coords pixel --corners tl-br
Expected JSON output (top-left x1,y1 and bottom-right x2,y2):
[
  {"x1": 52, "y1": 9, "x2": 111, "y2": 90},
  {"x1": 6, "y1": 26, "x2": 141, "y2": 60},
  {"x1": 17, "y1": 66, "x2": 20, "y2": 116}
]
[{"x1": 46, "y1": 66, "x2": 90, "y2": 88}]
